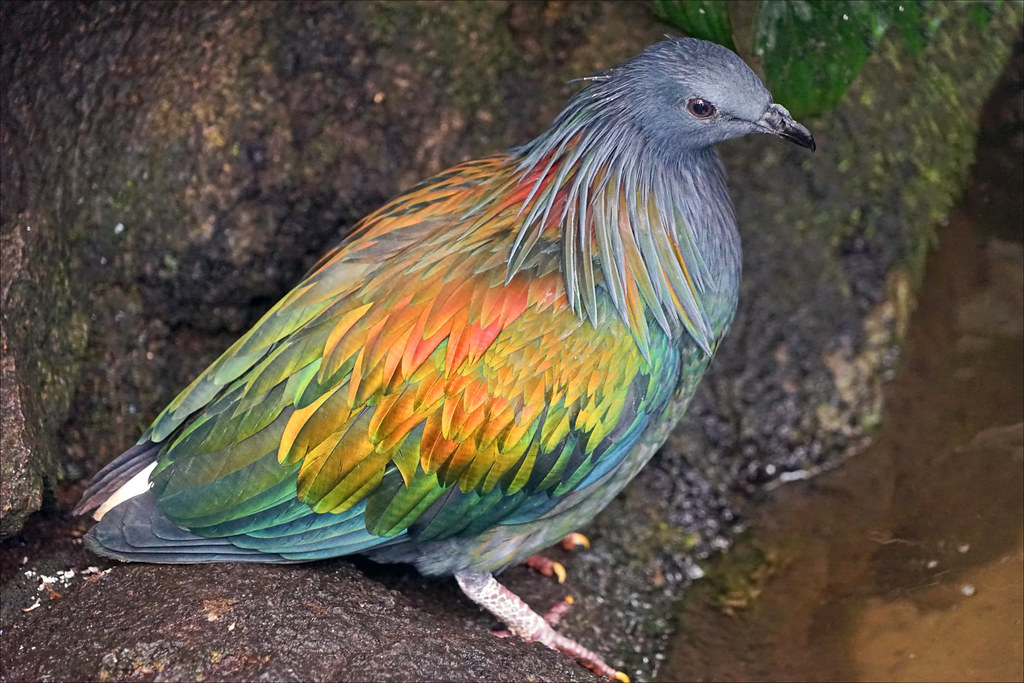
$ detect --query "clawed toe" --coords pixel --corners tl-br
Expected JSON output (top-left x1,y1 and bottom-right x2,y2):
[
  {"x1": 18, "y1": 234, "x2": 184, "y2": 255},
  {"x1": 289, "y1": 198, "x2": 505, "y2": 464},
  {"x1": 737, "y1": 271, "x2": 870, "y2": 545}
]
[
  {"x1": 560, "y1": 532, "x2": 590, "y2": 550},
  {"x1": 525, "y1": 553, "x2": 567, "y2": 583}
]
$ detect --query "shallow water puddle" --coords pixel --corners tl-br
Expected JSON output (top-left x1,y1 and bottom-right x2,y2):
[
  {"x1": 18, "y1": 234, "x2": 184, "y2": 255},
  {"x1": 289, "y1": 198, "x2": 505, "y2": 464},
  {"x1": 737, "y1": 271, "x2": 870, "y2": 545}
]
[{"x1": 664, "y1": 68, "x2": 1023, "y2": 683}]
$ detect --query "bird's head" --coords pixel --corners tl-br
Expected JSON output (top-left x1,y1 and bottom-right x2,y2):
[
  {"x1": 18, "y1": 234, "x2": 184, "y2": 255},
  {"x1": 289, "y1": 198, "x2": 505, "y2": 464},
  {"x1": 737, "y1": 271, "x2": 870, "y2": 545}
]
[
  {"x1": 510, "y1": 38, "x2": 814, "y2": 357},
  {"x1": 582, "y1": 37, "x2": 815, "y2": 155}
]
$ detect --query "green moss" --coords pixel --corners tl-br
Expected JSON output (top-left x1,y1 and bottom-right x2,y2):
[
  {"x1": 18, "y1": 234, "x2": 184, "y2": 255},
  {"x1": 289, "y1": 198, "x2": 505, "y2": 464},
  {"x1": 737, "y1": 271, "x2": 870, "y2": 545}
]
[{"x1": 824, "y1": 0, "x2": 1020, "y2": 279}]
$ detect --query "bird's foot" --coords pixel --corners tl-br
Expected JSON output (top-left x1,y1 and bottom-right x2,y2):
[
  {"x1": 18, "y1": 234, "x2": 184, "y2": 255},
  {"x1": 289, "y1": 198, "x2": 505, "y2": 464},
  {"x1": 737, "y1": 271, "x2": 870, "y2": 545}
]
[
  {"x1": 560, "y1": 532, "x2": 590, "y2": 551},
  {"x1": 455, "y1": 570, "x2": 629, "y2": 682},
  {"x1": 541, "y1": 594, "x2": 574, "y2": 627},
  {"x1": 525, "y1": 553, "x2": 566, "y2": 583},
  {"x1": 542, "y1": 624, "x2": 630, "y2": 682},
  {"x1": 524, "y1": 532, "x2": 591, "y2": 583}
]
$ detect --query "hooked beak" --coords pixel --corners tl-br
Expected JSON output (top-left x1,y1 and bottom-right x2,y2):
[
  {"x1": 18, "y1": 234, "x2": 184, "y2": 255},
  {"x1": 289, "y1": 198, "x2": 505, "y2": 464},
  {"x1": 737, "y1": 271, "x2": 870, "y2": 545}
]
[{"x1": 758, "y1": 102, "x2": 816, "y2": 151}]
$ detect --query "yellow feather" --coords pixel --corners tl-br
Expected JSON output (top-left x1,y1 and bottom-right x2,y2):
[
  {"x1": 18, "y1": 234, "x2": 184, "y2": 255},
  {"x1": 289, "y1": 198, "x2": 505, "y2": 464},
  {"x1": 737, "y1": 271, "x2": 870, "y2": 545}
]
[{"x1": 278, "y1": 385, "x2": 342, "y2": 465}]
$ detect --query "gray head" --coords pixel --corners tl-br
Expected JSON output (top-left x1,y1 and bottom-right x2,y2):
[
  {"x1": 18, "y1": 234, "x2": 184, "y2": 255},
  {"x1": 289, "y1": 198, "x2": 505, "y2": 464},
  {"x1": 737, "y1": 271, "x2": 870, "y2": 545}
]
[
  {"x1": 509, "y1": 38, "x2": 814, "y2": 357},
  {"x1": 559, "y1": 37, "x2": 815, "y2": 156}
]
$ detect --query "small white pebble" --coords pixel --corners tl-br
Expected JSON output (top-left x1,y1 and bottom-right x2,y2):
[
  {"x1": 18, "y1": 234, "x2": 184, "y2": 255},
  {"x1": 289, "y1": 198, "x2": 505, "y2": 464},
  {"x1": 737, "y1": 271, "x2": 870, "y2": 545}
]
[
  {"x1": 958, "y1": 543, "x2": 970, "y2": 554},
  {"x1": 926, "y1": 560, "x2": 939, "y2": 569},
  {"x1": 961, "y1": 584, "x2": 976, "y2": 597},
  {"x1": 114, "y1": 223, "x2": 125, "y2": 234},
  {"x1": 779, "y1": 469, "x2": 811, "y2": 483}
]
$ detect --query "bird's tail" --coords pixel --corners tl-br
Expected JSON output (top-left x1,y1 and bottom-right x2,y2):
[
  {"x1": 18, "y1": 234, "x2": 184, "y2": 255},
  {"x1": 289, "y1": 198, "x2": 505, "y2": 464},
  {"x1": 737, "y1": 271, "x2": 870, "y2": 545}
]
[
  {"x1": 84, "y1": 489, "x2": 292, "y2": 563},
  {"x1": 73, "y1": 441, "x2": 161, "y2": 518}
]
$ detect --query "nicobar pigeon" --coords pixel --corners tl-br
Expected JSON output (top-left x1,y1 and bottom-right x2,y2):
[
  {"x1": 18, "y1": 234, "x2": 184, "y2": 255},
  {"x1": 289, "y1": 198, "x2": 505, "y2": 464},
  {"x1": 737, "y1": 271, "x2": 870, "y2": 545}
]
[{"x1": 76, "y1": 37, "x2": 814, "y2": 680}]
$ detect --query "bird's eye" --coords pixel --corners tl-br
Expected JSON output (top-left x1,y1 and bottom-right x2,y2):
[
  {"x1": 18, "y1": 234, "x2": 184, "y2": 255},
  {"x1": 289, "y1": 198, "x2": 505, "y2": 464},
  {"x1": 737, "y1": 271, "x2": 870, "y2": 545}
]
[{"x1": 686, "y1": 98, "x2": 716, "y2": 119}]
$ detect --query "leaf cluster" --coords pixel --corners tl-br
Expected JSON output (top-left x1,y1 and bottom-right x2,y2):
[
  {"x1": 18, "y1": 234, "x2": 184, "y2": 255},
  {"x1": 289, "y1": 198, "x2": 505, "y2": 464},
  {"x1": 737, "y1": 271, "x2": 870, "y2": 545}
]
[{"x1": 652, "y1": 0, "x2": 1003, "y2": 117}]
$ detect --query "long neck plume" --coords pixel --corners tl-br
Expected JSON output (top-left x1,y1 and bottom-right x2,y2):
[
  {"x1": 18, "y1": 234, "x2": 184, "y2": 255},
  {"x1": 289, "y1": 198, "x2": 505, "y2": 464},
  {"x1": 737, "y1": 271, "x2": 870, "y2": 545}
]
[{"x1": 503, "y1": 79, "x2": 739, "y2": 360}]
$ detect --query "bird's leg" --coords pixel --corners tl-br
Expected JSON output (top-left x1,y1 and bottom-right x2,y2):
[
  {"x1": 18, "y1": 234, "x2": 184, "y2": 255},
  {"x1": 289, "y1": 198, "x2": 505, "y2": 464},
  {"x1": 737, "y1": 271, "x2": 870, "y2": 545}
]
[
  {"x1": 525, "y1": 532, "x2": 592, "y2": 583},
  {"x1": 493, "y1": 594, "x2": 574, "y2": 637},
  {"x1": 455, "y1": 570, "x2": 629, "y2": 682}
]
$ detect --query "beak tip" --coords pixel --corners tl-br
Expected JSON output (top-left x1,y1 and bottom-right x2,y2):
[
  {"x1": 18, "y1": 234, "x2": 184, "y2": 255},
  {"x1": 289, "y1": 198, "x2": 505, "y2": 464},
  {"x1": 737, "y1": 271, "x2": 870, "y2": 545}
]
[
  {"x1": 761, "y1": 104, "x2": 815, "y2": 151},
  {"x1": 787, "y1": 127, "x2": 816, "y2": 152}
]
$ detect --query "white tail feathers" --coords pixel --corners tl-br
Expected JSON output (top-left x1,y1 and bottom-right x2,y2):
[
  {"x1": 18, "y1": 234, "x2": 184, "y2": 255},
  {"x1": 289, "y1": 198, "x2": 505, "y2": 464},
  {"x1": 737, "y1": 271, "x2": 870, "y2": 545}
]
[{"x1": 93, "y1": 462, "x2": 157, "y2": 521}]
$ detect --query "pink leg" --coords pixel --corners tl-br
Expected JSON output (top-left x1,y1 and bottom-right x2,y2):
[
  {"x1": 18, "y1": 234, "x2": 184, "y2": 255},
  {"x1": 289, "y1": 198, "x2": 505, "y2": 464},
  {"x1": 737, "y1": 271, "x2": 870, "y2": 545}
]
[
  {"x1": 455, "y1": 570, "x2": 629, "y2": 682},
  {"x1": 492, "y1": 595, "x2": 573, "y2": 638}
]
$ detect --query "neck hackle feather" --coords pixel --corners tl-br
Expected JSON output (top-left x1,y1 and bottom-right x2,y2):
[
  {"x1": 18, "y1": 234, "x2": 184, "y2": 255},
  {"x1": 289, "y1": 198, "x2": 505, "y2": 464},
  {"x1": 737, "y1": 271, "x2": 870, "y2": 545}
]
[{"x1": 485, "y1": 66, "x2": 729, "y2": 360}]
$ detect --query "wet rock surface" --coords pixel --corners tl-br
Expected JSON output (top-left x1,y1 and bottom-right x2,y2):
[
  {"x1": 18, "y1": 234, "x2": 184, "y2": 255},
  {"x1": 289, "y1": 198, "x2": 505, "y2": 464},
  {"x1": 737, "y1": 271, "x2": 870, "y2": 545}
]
[
  {"x1": 2, "y1": 560, "x2": 594, "y2": 682},
  {"x1": 1, "y1": 2, "x2": 1021, "y2": 681}
]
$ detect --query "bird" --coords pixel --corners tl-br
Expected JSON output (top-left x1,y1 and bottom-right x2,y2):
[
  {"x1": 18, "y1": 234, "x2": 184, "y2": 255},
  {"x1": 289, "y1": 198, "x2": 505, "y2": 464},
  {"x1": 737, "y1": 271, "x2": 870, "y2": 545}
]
[{"x1": 75, "y1": 37, "x2": 814, "y2": 680}]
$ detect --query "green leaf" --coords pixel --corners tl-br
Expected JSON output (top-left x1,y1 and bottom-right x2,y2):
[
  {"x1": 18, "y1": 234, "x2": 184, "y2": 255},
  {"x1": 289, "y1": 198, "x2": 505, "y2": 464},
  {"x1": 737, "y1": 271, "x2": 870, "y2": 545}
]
[
  {"x1": 652, "y1": 0, "x2": 736, "y2": 51},
  {"x1": 754, "y1": 0, "x2": 895, "y2": 118},
  {"x1": 754, "y1": 1, "x2": 943, "y2": 117}
]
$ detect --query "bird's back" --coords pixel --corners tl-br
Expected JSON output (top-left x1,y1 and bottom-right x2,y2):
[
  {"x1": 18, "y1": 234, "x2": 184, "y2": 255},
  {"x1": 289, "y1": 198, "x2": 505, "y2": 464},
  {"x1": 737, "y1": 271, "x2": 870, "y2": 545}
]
[{"x1": 78, "y1": 147, "x2": 736, "y2": 574}]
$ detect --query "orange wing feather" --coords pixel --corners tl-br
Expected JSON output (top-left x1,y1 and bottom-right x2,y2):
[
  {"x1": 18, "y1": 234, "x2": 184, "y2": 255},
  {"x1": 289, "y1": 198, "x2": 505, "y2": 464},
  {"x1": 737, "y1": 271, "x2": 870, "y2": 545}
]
[{"x1": 145, "y1": 155, "x2": 656, "y2": 536}]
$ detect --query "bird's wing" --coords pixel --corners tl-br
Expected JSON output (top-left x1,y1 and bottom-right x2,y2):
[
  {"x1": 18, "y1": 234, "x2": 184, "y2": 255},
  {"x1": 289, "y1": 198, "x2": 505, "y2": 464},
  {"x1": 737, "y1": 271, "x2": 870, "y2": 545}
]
[{"x1": 139, "y1": 156, "x2": 683, "y2": 549}]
